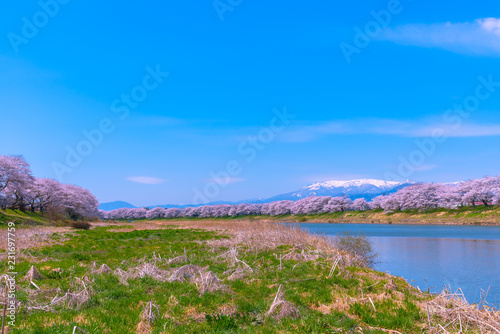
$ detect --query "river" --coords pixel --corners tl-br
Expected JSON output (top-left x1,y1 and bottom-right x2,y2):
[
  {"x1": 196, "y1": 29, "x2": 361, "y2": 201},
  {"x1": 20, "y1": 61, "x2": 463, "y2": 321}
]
[{"x1": 295, "y1": 223, "x2": 500, "y2": 307}]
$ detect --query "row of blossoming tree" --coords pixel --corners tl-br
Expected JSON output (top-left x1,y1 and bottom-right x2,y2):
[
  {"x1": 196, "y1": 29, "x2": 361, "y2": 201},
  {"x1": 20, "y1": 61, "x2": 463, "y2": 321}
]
[
  {"x1": 0, "y1": 155, "x2": 99, "y2": 220},
  {"x1": 101, "y1": 176, "x2": 500, "y2": 220}
]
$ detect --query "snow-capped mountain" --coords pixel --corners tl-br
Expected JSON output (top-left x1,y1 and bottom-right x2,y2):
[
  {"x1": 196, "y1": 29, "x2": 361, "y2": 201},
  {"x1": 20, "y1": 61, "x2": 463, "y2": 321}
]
[
  {"x1": 305, "y1": 179, "x2": 405, "y2": 191},
  {"x1": 99, "y1": 179, "x2": 416, "y2": 210},
  {"x1": 263, "y1": 179, "x2": 416, "y2": 202}
]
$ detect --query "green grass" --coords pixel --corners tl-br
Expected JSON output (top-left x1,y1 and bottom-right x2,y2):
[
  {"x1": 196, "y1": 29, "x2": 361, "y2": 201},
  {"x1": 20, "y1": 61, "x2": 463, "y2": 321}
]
[
  {"x1": 0, "y1": 209, "x2": 47, "y2": 227},
  {"x1": 7, "y1": 224, "x2": 434, "y2": 333}
]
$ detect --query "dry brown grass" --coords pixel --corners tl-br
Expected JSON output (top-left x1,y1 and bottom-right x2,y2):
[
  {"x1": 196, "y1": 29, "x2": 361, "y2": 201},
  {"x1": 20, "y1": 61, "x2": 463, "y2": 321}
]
[
  {"x1": 136, "y1": 300, "x2": 159, "y2": 334},
  {"x1": 27, "y1": 277, "x2": 94, "y2": 312},
  {"x1": 153, "y1": 220, "x2": 366, "y2": 268},
  {"x1": 114, "y1": 262, "x2": 172, "y2": 283},
  {"x1": 426, "y1": 288, "x2": 500, "y2": 333},
  {"x1": 216, "y1": 303, "x2": 238, "y2": 317},
  {"x1": 23, "y1": 265, "x2": 44, "y2": 281},
  {"x1": 183, "y1": 306, "x2": 206, "y2": 323},
  {"x1": 0, "y1": 226, "x2": 70, "y2": 253},
  {"x1": 265, "y1": 284, "x2": 300, "y2": 320},
  {"x1": 95, "y1": 264, "x2": 112, "y2": 274},
  {"x1": 177, "y1": 220, "x2": 334, "y2": 250},
  {"x1": 195, "y1": 271, "x2": 226, "y2": 294}
]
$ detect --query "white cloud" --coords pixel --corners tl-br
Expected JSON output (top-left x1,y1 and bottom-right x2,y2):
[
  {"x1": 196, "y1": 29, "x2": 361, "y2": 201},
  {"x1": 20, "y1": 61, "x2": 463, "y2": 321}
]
[
  {"x1": 480, "y1": 18, "x2": 500, "y2": 36},
  {"x1": 362, "y1": 120, "x2": 500, "y2": 138},
  {"x1": 126, "y1": 176, "x2": 166, "y2": 184},
  {"x1": 279, "y1": 118, "x2": 500, "y2": 142},
  {"x1": 378, "y1": 18, "x2": 500, "y2": 56},
  {"x1": 414, "y1": 123, "x2": 500, "y2": 137}
]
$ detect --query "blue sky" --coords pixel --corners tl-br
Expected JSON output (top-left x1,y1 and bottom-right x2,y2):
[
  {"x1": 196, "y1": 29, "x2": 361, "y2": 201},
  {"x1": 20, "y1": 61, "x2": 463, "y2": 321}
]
[{"x1": 1, "y1": 0, "x2": 499, "y2": 206}]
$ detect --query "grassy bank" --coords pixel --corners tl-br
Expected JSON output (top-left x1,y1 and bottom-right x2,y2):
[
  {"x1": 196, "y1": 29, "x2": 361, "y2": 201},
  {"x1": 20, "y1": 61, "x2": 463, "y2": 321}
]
[
  {"x1": 0, "y1": 209, "x2": 48, "y2": 226},
  {"x1": 0, "y1": 209, "x2": 96, "y2": 229},
  {"x1": 112, "y1": 205, "x2": 500, "y2": 226},
  {"x1": 264, "y1": 205, "x2": 500, "y2": 225},
  {"x1": 3, "y1": 220, "x2": 499, "y2": 333}
]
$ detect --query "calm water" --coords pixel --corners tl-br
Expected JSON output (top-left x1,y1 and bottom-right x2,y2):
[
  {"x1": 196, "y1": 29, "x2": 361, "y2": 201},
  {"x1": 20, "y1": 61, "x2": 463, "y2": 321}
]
[{"x1": 295, "y1": 223, "x2": 500, "y2": 307}]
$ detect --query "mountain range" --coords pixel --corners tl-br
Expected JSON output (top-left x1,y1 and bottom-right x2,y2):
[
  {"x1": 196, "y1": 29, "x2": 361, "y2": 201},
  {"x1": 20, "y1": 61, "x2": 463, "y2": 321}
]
[{"x1": 99, "y1": 179, "x2": 415, "y2": 211}]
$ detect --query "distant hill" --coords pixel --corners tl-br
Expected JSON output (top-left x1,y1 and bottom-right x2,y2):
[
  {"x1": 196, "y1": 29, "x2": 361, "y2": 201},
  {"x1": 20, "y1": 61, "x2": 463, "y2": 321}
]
[
  {"x1": 99, "y1": 179, "x2": 416, "y2": 211},
  {"x1": 98, "y1": 201, "x2": 137, "y2": 211},
  {"x1": 98, "y1": 201, "x2": 213, "y2": 211}
]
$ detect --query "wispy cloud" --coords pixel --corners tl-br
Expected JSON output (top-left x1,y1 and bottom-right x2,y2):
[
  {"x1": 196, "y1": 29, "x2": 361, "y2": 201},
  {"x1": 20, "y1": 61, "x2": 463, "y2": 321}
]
[
  {"x1": 378, "y1": 18, "x2": 500, "y2": 56},
  {"x1": 126, "y1": 176, "x2": 166, "y2": 184},
  {"x1": 280, "y1": 118, "x2": 500, "y2": 143}
]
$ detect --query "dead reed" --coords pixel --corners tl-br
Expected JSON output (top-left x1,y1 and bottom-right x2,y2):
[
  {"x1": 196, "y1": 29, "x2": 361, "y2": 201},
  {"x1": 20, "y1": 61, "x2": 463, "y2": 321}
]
[
  {"x1": 136, "y1": 300, "x2": 159, "y2": 334},
  {"x1": 426, "y1": 287, "x2": 500, "y2": 333},
  {"x1": 265, "y1": 285, "x2": 300, "y2": 320}
]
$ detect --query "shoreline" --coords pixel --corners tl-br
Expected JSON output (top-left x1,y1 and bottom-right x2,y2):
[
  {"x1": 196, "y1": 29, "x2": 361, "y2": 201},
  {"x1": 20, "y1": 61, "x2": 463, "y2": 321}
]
[
  {"x1": 135, "y1": 216, "x2": 500, "y2": 227},
  {"x1": 274, "y1": 219, "x2": 500, "y2": 226},
  {"x1": 110, "y1": 206, "x2": 500, "y2": 227}
]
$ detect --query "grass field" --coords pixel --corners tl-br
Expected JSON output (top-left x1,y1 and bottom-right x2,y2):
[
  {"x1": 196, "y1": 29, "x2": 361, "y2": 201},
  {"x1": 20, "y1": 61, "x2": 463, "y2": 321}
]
[{"x1": 2, "y1": 219, "x2": 499, "y2": 333}]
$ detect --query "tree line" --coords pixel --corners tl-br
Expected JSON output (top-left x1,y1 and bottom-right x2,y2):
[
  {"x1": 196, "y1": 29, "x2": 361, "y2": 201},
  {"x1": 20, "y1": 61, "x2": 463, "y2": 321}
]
[
  {"x1": 101, "y1": 176, "x2": 500, "y2": 220},
  {"x1": 0, "y1": 155, "x2": 99, "y2": 220},
  {"x1": 3, "y1": 153, "x2": 498, "y2": 221}
]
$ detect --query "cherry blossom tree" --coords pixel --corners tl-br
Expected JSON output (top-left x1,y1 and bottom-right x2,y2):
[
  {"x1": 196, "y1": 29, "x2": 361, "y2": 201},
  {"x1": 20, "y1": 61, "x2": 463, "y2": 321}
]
[
  {"x1": 352, "y1": 198, "x2": 370, "y2": 211},
  {"x1": 290, "y1": 196, "x2": 332, "y2": 215},
  {"x1": 0, "y1": 155, "x2": 35, "y2": 210},
  {"x1": 60, "y1": 184, "x2": 99, "y2": 220},
  {"x1": 370, "y1": 195, "x2": 387, "y2": 210},
  {"x1": 398, "y1": 183, "x2": 443, "y2": 210},
  {"x1": 27, "y1": 178, "x2": 64, "y2": 213},
  {"x1": 454, "y1": 177, "x2": 500, "y2": 207},
  {"x1": 262, "y1": 200, "x2": 293, "y2": 216},
  {"x1": 146, "y1": 206, "x2": 166, "y2": 219},
  {"x1": 324, "y1": 196, "x2": 352, "y2": 213},
  {"x1": 494, "y1": 194, "x2": 500, "y2": 206},
  {"x1": 163, "y1": 208, "x2": 181, "y2": 218},
  {"x1": 474, "y1": 176, "x2": 500, "y2": 206}
]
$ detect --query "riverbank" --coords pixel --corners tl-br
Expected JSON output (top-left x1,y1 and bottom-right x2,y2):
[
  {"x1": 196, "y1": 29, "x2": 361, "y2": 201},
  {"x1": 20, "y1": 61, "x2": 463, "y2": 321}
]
[
  {"x1": 3, "y1": 220, "x2": 500, "y2": 333},
  {"x1": 2, "y1": 206, "x2": 500, "y2": 228},
  {"x1": 126, "y1": 207, "x2": 500, "y2": 226},
  {"x1": 257, "y1": 206, "x2": 500, "y2": 225},
  {"x1": 115, "y1": 206, "x2": 500, "y2": 226}
]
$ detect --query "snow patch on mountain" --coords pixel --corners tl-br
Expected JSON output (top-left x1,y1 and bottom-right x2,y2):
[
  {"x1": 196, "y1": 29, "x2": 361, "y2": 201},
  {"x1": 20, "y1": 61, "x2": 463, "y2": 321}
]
[
  {"x1": 264, "y1": 178, "x2": 416, "y2": 202},
  {"x1": 304, "y1": 179, "x2": 407, "y2": 191}
]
